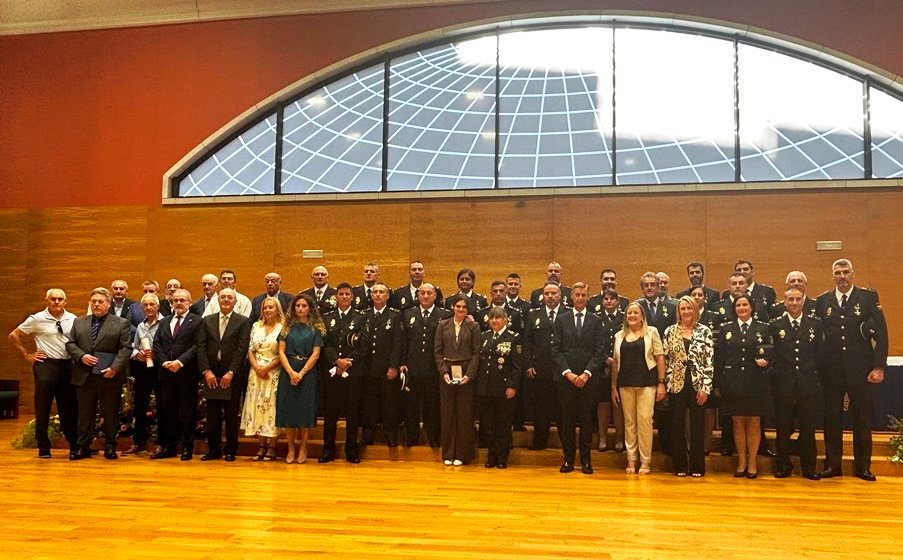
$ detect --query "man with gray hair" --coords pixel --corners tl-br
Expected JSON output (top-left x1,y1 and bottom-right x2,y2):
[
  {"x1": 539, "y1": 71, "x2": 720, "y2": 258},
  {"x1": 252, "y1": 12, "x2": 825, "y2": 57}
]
[
  {"x1": 769, "y1": 271, "x2": 817, "y2": 318},
  {"x1": 9, "y1": 288, "x2": 79, "y2": 459},
  {"x1": 66, "y1": 287, "x2": 133, "y2": 460}
]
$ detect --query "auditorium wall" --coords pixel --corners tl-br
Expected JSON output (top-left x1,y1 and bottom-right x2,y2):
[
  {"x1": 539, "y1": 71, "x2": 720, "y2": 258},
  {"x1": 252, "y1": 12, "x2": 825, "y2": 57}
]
[{"x1": 1, "y1": 0, "x2": 902, "y2": 413}]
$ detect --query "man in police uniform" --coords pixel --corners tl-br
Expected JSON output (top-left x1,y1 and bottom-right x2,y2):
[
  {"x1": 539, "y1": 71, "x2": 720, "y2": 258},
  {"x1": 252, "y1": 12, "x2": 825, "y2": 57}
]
[
  {"x1": 352, "y1": 262, "x2": 387, "y2": 311},
  {"x1": 360, "y1": 283, "x2": 403, "y2": 446},
  {"x1": 721, "y1": 259, "x2": 777, "y2": 309},
  {"x1": 505, "y1": 273, "x2": 531, "y2": 315},
  {"x1": 477, "y1": 280, "x2": 524, "y2": 335},
  {"x1": 713, "y1": 273, "x2": 770, "y2": 323},
  {"x1": 391, "y1": 260, "x2": 445, "y2": 311},
  {"x1": 676, "y1": 262, "x2": 720, "y2": 309},
  {"x1": 523, "y1": 282, "x2": 564, "y2": 450},
  {"x1": 769, "y1": 271, "x2": 817, "y2": 319},
  {"x1": 320, "y1": 283, "x2": 370, "y2": 463},
  {"x1": 444, "y1": 268, "x2": 487, "y2": 315},
  {"x1": 301, "y1": 265, "x2": 337, "y2": 316},
  {"x1": 769, "y1": 287, "x2": 824, "y2": 480},
  {"x1": 816, "y1": 258, "x2": 888, "y2": 481},
  {"x1": 588, "y1": 269, "x2": 629, "y2": 314},
  {"x1": 400, "y1": 283, "x2": 451, "y2": 447},
  {"x1": 529, "y1": 262, "x2": 572, "y2": 308}
]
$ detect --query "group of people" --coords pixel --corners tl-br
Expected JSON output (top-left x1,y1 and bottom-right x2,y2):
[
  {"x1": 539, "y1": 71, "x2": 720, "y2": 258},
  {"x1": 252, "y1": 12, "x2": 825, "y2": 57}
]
[{"x1": 9, "y1": 258, "x2": 888, "y2": 481}]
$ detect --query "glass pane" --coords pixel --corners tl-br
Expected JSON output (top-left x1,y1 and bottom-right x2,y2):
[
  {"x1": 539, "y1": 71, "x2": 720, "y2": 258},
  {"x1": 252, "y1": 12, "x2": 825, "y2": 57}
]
[
  {"x1": 739, "y1": 45, "x2": 864, "y2": 181},
  {"x1": 870, "y1": 87, "x2": 903, "y2": 178},
  {"x1": 178, "y1": 115, "x2": 276, "y2": 196},
  {"x1": 388, "y1": 39, "x2": 496, "y2": 191},
  {"x1": 281, "y1": 67, "x2": 384, "y2": 193},
  {"x1": 498, "y1": 27, "x2": 613, "y2": 188},
  {"x1": 615, "y1": 28, "x2": 735, "y2": 185}
]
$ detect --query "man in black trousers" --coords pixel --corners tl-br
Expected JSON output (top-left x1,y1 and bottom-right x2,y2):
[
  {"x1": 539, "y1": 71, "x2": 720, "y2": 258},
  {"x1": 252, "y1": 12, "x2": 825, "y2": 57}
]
[
  {"x1": 196, "y1": 288, "x2": 251, "y2": 462},
  {"x1": 552, "y1": 282, "x2": 606, "y2": 474}
]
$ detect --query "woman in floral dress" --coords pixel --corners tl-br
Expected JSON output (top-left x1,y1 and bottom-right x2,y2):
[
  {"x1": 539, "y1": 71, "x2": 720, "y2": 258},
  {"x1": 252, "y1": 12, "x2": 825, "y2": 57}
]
[{"x1": 241, "y1": 297, "x2": 284, "y2": 461}]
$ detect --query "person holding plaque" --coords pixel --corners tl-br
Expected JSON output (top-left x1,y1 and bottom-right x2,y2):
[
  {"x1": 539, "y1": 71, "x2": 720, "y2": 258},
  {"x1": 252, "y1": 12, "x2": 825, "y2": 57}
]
[
  {"x1": 65, "y1": 287, "x2": 133, "y2": 460},
  {"x1": 277, "y1": 293, "x2": 324, "y2": 464},
  {"x1": 434, "y1": 295, "x2": 481, "y2": 466},
  {"x1": 241, "y1": 296, "x2": 285, "y2": 461},
  {"x1": 196, "y1": 288, "x2": 251, "y2": 462},
  {"x1": 714, "y1": 294, "x2": 773, "y2": 479},
  {"x1": 123, "y1": 292, "x2": 165, "y2": 455}
]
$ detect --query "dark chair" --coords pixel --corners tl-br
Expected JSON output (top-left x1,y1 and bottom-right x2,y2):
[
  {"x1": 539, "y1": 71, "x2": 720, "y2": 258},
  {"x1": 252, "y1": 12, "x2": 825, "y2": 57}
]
[{"x1": 0, "y1": 379, "x2": 20, "y2": 419}]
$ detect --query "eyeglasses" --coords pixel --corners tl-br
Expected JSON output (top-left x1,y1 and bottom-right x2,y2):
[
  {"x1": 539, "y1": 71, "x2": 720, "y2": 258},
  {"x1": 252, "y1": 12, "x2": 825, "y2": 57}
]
[
  {"x1": 171, "y1": 298, "x2": 189, "y2": 303},
  {"x1": 55, "y1": 321, "x2": 63, "y2": 334}
]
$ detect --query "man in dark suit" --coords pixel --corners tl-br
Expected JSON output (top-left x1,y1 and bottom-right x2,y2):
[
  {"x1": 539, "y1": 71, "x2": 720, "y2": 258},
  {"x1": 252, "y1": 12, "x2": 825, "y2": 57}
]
[
  {"x1": 770, "y1": 287, "x2": 824, "y2": 480},
  {"x1": 300, "y1": 265, "x2": 337, "y2": 316},
  {"x1": 126, "y1": 280, "x2": 162, "y2": 328},
  {"x1": 444, "y1": 268, "x2": 487, "y2": 315},
  {"x1": 190, "y1": 273, "x2": 220, "y2": 316},
  {"x1": 504, "y1": 273, "x2": 531, "y2": 315},
  {"x1": 769, "y1": 271, "x2": 817, "y2": 319},
  {"x1": 66, "y1": 287, "x2": 133, "y2": 460},
  {"x1": 320, "y1": 283, "x2": 370, "y2": 463},
  {"x1": 353, "y1": 262, "x2": 388, "y2": 311},
  {"x1": 721, "y1": 259, "x2": 777, "y2": 309},
  {"x1": 676, "y1": 262, "x2": 720, "y2": 309},
  {"x1": 391, "y1": 260, "x2": 445, "y2": 311},
  {"x1": 400, "y1": 283, "x2": 450, "y2": 447},
  {"x1": 529, "y1": 262, "x2": 572, "y2": 308},
  {"x1": 196, "y1": 288, "x2": 251, "y2": 462},
  {"x1": 552, "y1": 282, "x2": 606, "y2": 474},
  {"x1": 249, "y1": 272, "x2": 293, "y2": 324},
  {"x1": 523, "y1": 282, "x2": 564, "y2": 450},
  {"x1": 360, "y1": 282, "x2": 404, "y2": 446},
  {"x1": 816, "y1": 258, "x2": 888, "y2": 481},
  {"x1": 109, "y1": 279, "x2": 137, "y2": 319},
  {"x1": 152, "y1": 288, "x2": 203, "y2": 460}
]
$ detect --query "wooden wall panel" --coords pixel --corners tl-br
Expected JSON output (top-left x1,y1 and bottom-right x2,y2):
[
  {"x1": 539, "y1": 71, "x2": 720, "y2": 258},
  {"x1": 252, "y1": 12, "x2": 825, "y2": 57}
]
[{"x1": 1, "y1": 189, "x2": 901, "y2": 416}]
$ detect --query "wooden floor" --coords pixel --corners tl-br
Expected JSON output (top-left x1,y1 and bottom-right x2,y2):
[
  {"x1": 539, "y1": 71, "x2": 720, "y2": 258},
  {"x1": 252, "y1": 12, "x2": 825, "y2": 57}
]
[{"x1": 2, "y1": 420, "x2": 901, "y2": 559}]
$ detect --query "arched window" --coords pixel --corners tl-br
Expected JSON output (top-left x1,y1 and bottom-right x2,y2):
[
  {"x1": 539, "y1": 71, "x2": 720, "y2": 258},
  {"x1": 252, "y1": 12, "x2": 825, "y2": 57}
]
[{"x1": 170, "y1": 16, "x2": 903, "y2": 198}]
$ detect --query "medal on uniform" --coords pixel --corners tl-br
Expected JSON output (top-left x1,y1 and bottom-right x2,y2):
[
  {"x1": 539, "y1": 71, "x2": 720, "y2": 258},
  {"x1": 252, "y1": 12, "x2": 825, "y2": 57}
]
[
  {"x1": 328, "y1": 295, "x2": 337, "y2": 306},
  {"x1": 778, "y1": 329, "x2": 785, "y2": 339},
  {"x1": 758, "y1": 347, "x2": 765, "y2": 355},
  {"x1": 826, "y1": 307, "x2": 832, "y2": 317},
  {"x1": 355, "y1": 296, "x2": 361, "y2": 306},
  {"x1": 409, "y1": 316, "x2": 416, "y2": 325},
  {"x1": 809, "y1": 328, "x2": 815, "y2": 341},
  {"x1": 497, "y1": 342, "x2": 511, "y2": 355},
  {"x1": 756, "y1": 333, "x2": 762, "y2": 343},
  {"x1": 595, "y1": 304, "x2": 601, "y2": 312},
  {"x1": 854, "y1": 303, "x2": 861, "y2": 316},
  {"x1": 330, "y1": 318, "x2": 336, "y2": 327},
  {"x1": 385, "y1": 320, "x2": 391, "y2": 329},
  {"x1": 497, "y1": 357, "x2": 505, "y2": 364},
  {"x1": 348, "y1": 321, "x2": 355, "y2": 329},
  {"x1": 535, "y1": 318, "x2": 540, "y2": 327},
  {"x1": 719, "y1": 307, "x2": 725, "y2": 315},
  {"x1": 725, "y1": 331, "x2": 732, "y2": 340},
  {"x1": 662, "y1": 307, "x2": 669, "y2": 318}
]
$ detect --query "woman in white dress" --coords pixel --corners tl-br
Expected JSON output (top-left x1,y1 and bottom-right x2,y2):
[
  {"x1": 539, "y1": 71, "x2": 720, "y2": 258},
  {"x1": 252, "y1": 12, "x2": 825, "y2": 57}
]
[{"x1": 241, "y1": 297, "x2": 284, "y2": 461}]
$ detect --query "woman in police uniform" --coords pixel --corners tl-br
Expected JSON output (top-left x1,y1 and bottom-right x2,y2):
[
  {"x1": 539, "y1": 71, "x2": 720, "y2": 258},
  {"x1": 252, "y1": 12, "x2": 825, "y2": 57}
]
[
  {"x1": 714, "y1": 294, "x2": 773, "y2": 479},
  {"x1": 476, "y1": 307, "x2": 523, "y2": 469}
]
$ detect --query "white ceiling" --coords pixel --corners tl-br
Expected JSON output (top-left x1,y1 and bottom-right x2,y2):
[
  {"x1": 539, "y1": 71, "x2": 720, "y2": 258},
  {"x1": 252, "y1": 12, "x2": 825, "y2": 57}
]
[{"x1": 0, "y1": 0, "x2": 502, "y2": 36}]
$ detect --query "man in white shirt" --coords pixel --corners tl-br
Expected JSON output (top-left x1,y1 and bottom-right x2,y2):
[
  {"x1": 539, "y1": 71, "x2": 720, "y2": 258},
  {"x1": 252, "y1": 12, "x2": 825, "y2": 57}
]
[{"x1": 218, "y1": 269, "x2": 252, "y2": 318}]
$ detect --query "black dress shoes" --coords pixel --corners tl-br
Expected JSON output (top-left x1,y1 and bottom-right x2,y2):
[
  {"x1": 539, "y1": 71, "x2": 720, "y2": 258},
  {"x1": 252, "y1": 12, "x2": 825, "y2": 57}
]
[
  {"x1": 819, "y1": 466, "x2": 843, "y2": 478},
  {"x1": 746, "y1": 471, "x2": 758, "y2": 479},
  {"x1": 223, "y1": 454, "x2": 236, "y2": 462},
  {"x1": 386, "y1": 439, "x2": 398, "y2": 447},
  {"x1": 774, "y1": 468, "x2": 792, "y2": 479},
  {"x1": 496, "y1": 461, "x2": 507, "y2": 469},
  {"x1": 180, "y1": 451, "x2": 193, "y2": 461},
  {"x1": 559, "y1": 462, "x2": 574, "y2": 473},
  {"x1": 318, "y1": 454, "x2": 335, "y2": 464},
  {"x1": 528, "y1": 443, "x2": 547, "y2": 451},
  {"x1": 70, "y1": 450, "x2": 91, "y2": 461},
  {"x1": 513, "y1": 423, "x2": 527, "y2": 432},
  {"x1": 38, "y1": 450, "x2": 52, "y2": 459},
  {"x1": 150, "y1": 448, "x2": 177, "y2": 460},
  {"x1": 484, "y1": 457, "x2": 498, "y2": 469},
  {"x1": 347, "y1": 455, "x2": 361, "y2": 464},
  {"x1": 855, "y1": 470, "x2": 877, "y2": 482},
  {"x1": 103, "y1": 449, "x2": 118, "y2": 460},
  {"x1": 402, "y1": 439, "x2": 416, "y2": 447},
  {"x1": 733, "y1": 470, "x2": 748, "y2": 478},
  {"x1": 759, "y1": 448, "x2": 776, "y2": 458},
  {"x1": 802, "y1": 471, "x2": 821, "y2": 481},
  {"x1": 201, "y1": 452, "x2": 222, "y2": 461},
  {"x1": 581, "y1": 464, "x2": 594, "y2": 475},
  {"x1": 428, "y1": 440, "x2": 441, "y2": 449}
]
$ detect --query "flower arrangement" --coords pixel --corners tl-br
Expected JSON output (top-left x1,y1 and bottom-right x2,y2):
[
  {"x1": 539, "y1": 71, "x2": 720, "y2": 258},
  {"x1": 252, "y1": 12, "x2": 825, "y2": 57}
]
[{"x1": 889, "y1": 415, "x2": 903, "y2": 464}]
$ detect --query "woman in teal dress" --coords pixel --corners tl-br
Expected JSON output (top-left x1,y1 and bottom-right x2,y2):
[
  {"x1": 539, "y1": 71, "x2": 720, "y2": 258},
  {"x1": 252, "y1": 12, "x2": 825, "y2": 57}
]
[{"x1": 277, "y1": 293, "x2": 325, "y2": 464}]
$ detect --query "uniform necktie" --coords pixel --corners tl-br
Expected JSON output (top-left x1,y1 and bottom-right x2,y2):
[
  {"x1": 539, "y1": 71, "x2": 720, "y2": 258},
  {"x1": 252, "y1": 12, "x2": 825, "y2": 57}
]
[
  {"x1": 840, "y1": 294, "x2": 848, "y2": 308},
  {"x1": 422, "y1": 309, "x2": 429, "y2": 320},
  {"x1": 173, "y1": 315, "x2": 183, "y2": 337},
  {"x1": 316, "y1": 289, "x2": 323, "y2": 300},
  {"x1": 791, "y1": 319, "x2": 800, "y2": 331},
  {"x1": 91, "y1": 316, "x2": 100, "y2": 342},
  {"x1": 548, "y1": 309, "x2": 555, "y2": 323},
  {"x1": 575, "y1": 312, "x2": 583, "y2": 336},
  {"x1": 740, "y1": 323, "x2": 748, "y2": 335}
]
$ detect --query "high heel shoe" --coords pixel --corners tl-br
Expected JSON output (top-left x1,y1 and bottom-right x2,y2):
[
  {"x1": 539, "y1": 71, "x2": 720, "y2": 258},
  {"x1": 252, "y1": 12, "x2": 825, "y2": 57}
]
[
  {"x1": 297, "y1": 447, "x2": 307, "y2": 464},
  {"x1": 285, "y1": 450, "x2": 296, "y2": 464},
  {"x1": 638, "y1": 463, "x2": 651, "y2": 475},
  {"x1": 252, "y1": 447, "x2": 266, "y2": 461},
  {"x1": 626, "y1": 460, "x2": 636, "y2": 474},
  {"x1": 733, "y1": 469, "x2": 748, "y2": 478}
]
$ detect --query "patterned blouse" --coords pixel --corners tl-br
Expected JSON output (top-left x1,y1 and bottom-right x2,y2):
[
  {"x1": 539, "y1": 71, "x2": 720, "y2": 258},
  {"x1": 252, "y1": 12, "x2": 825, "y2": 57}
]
[{"x1": 663, "y1": 323, "x2": 714, "y2": 394}]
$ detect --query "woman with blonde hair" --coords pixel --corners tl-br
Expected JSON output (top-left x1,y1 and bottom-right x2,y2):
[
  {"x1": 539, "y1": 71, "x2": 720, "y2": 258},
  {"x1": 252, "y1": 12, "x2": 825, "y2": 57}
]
[
  {"x1": 277, "y1": 293, "x2": 325, "y2": 464},
  {"x1": 241, "y1": 296, "x2": 285, "y2": 461},
  {"x1": 663, "y1": 296, "x2": 714, "y2": 477},
  {"x1": 611, "y1": 302, "x2": 666, "y2": 474}
]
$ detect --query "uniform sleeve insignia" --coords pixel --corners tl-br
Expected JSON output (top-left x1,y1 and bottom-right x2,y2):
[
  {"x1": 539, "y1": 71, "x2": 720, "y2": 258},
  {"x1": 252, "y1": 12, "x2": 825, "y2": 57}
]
[
  {"x1": 535, "y1": 318, "x2": 541, "y2": 326},
  {"x1": 409, "y1": 316, "x2": 416, "y2": 325},
  {"x1": 826, "y1": 307, "x2": 832, "y2": 317},
  {"x1": 355, "y1": 296, "x2": 361, "y2": 305},
  {"x1": 778, "y1": 329, "x2": 785, "y2": 339},
  {"x1": 725, "y1": 331, "x2": 732, "y2": 340},
  {"x1": 330, "y1": 319, "x2": 336, "y2": 327},
  {"x1": 595, "y1": 304, "x2": 601, "y2": 312},
  {"x1": 719, "y1": 307, "x2": 725, "y2": 314}
]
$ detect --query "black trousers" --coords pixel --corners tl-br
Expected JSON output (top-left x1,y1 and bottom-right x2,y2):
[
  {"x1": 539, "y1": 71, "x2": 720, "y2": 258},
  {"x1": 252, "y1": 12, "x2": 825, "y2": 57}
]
[
  {"x1": 159, "y1": 374, "x2": 198, "y2": 453},
  {"x1": 205, "y1": 383, "x2": 241, "y2": 455},
  {"x1": 33, "y1": 359, "x2": 78, "y2": 452},
  {"x1": 669, "y1": 382, "x2": 706, "y2": 474},
  {"x1": 824, "y1": 380, "x2": 874, "y2": 472},
  {"x1": 405, "y1": 375, "x2": 440, "y2": 445},
  {"x1": 531, "y1": 375, "x2": 560, "y2": 447},
  {"x1": 322, "y1": 373, "x2": 362, "y2": 457},
  {"x1": 130, "y1": 362, "x2": 159, "y2": 446},
  {"x1": 557, "y1": 381, "x2": 595, "y2": 464},
  {"x1": 480, "y1": 395, "x2": 515, "y2": 462},
  {"x1": 774, "y1": 389, "x2": 818, "y2": 474},
  {"x1": 360, "y1": 373, "x2": 401, "y2": 438},
  {"x1": 76, "y1": 375, "x2": 122, "y2": 451}
]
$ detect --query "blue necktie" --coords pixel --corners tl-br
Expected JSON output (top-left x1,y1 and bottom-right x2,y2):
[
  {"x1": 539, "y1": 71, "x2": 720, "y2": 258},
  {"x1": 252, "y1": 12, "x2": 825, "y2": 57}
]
[{"x1": 91, "y1": 317, "x2": 101, "y2": 342}]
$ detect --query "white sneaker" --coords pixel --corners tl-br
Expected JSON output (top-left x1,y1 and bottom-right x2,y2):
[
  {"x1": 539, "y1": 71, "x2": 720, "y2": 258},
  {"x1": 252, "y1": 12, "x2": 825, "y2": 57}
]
[
  {"x1": 444, "y1": 459, "x2": 453, "y2": 466},
  {"x1": 452, "y1": 459, "x2": 463, "y2": 466}
]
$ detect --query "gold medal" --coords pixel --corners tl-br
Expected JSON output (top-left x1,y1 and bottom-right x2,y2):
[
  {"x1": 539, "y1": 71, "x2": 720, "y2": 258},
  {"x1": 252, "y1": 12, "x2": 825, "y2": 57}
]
[
  {"x1": 497, "y1": 357, "x2": 505, "y2": 364},
  {"x1": 779, "y1": 329, "x2": 785, "y2": 339}
]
